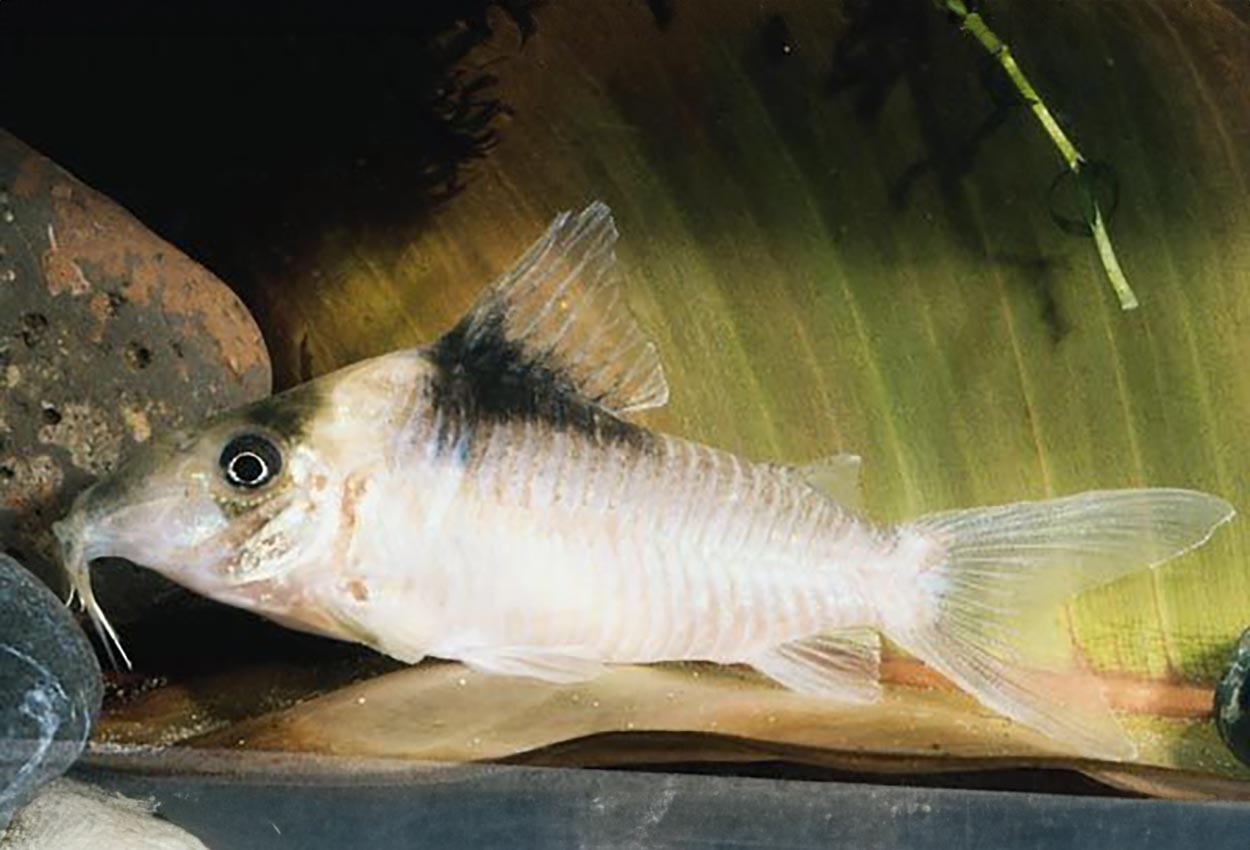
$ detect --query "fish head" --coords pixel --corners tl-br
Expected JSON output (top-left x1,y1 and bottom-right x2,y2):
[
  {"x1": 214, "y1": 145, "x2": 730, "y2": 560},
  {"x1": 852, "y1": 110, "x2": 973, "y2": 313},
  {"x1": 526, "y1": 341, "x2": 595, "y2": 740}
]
[
  {"x1": 53, "y1": 351, "x2": 429, "y2": 666},
  {"x1": 52, "y1": 382, "x2": 343, "y2": 666}
]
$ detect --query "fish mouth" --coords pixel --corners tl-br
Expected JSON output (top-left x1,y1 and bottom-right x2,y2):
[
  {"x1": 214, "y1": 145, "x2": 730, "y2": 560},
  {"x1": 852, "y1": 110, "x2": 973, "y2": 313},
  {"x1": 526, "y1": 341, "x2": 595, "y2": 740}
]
[
  {"x1": 51, "y1": 481, "x2": 294, "y2": 672},
  {"x1": 51, "y1": 472, "x2": 199, "y2": 672},
  {"x1": 53, "y1": 507, "x2": 133, "y2": 671}
]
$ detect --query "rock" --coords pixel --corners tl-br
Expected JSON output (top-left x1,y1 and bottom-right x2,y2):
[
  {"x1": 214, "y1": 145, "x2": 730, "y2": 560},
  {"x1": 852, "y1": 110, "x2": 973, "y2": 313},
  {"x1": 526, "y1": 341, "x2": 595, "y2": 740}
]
[
  {"x1": 1, "y1": 778, "x2": 209, "y2": 849},
  {"x1": 0, "y1": 130, "x2": 271, "y2": 612},
  {"x1": 0, "y1": 554, "x2": 101, "y2": 830},
  {"x1": 1215, "y1": 628, "x2": 1250, "y2": 768}
]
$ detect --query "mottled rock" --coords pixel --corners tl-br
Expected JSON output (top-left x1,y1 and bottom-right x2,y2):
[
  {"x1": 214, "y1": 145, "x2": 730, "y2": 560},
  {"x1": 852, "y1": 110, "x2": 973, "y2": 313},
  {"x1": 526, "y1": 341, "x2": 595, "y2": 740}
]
[
  {"x1": 1216, "y1": 629, "x2": 1250, "y2": 768},
  {"x1": 0, "y1": 554, "x2": 101, "y2": 830},
  {"x1": 0, "y1": 130, "x2": 271, "y2": 606}
]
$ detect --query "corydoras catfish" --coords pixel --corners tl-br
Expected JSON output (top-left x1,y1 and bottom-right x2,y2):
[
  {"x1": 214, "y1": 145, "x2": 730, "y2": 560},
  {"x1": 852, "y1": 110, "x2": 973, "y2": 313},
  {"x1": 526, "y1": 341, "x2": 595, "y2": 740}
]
[{"x1": 54, "y1": 202, "x2": 1234, "y2": 760}]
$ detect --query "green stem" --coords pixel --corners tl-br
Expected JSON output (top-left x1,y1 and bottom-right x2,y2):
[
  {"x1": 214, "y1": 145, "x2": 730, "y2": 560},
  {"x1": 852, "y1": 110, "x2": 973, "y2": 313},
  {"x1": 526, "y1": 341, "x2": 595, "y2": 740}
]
[{"x1": 938, "y1": 1, "x2": 1138, "y2": 310}]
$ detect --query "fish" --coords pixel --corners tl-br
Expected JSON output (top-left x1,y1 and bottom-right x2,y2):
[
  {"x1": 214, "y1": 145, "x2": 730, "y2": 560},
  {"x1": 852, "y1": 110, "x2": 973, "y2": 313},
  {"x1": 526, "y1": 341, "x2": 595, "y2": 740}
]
[{"x1": 53, "y1": 201, "x2": 1235, "y2": 760}]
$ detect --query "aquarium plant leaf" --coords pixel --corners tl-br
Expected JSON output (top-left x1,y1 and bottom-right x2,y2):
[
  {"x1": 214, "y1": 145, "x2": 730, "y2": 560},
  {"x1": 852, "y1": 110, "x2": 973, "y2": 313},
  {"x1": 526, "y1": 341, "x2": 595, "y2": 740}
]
[{"x1": 936, "y1": 0, "x2": 1138, "y2": 310}]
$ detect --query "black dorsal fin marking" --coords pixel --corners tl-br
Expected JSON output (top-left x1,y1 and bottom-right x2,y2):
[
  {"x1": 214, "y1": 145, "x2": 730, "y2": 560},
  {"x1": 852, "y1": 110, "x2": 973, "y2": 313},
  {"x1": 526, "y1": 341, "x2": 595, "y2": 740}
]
[
  {"x1": 425, "y1": 202, "x2": 665, "y2": 455},
  {"x1": 450, "y1": 201, "x2": 668, "y2": 414}
]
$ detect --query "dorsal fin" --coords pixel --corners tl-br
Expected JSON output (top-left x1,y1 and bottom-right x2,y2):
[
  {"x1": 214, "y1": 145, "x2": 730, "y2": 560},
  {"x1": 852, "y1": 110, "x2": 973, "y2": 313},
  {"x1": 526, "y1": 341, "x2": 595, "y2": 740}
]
[{"x1": 447, "y1": 201, "x2": 668, "y2": 414}]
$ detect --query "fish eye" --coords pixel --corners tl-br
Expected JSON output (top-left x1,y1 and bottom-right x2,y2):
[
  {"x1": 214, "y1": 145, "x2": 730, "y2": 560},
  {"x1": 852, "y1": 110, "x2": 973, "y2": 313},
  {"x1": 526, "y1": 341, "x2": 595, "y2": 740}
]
[{"x1": 219, "y1": 434, "x2": 283, "y2": 490}]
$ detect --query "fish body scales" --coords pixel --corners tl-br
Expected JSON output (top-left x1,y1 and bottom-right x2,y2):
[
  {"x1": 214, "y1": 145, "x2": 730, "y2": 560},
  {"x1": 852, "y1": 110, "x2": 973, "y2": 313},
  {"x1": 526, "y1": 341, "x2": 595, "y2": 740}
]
[{"x1": 343, "y1": 418, "x2": 879, "y2": 669}]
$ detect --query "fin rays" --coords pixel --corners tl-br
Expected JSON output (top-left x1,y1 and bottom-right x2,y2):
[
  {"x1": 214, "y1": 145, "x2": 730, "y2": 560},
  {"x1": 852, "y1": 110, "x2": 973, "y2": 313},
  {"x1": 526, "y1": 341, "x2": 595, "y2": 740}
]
[
  {"x1": 891, "y1": 488, "x2": 1235, "y2": 760},
  {"x1": 752, "y1": 629, "x2": 882, "y2": 704},
  {"x1": 453, "y1": 201, "x2": 669, "y2": 415}
]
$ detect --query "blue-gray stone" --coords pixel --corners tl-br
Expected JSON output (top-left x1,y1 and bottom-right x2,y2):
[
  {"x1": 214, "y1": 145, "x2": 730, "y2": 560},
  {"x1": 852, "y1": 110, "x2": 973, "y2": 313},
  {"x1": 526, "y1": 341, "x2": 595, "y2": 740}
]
[
  {"x1": 1215, "y1": 628, "x2": 1250, "y2": 768},
  {"x1": 0, "y1": 553, "x2": 101, "y2": 831}
]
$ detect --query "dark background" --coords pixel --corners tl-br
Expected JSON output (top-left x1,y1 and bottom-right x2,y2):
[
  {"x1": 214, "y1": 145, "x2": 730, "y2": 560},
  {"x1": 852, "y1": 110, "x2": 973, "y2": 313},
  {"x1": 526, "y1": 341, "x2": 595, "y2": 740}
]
[{"x1": 0, "y1": 0, "x2": 549, "y2": 379}]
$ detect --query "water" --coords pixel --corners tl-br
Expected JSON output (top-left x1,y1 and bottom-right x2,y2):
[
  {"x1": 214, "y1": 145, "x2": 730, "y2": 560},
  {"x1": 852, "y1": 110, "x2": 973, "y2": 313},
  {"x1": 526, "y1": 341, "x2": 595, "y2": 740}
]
[{"x1": 2, "y1": 0, "x2": 1250, "y2": 845}]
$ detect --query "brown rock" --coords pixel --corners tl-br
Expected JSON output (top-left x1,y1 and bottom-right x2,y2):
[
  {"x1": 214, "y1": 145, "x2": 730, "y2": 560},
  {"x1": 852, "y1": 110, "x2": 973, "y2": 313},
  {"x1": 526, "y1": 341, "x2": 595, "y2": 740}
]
[{"x1": 0, "y1": 130, "x2": 271, "y2": 600}]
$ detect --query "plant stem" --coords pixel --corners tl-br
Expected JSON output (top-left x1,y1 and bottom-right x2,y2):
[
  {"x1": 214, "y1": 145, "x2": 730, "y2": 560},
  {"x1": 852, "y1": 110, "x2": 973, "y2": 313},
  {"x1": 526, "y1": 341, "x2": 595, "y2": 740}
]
[{"x1": 938, "y1": 0, "x2": 1138, "y2": 310}]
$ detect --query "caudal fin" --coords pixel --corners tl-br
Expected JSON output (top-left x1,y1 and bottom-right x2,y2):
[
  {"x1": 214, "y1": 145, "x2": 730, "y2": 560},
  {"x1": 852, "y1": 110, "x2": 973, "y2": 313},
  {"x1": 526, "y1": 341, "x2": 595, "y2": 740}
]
[{"x1": 889, "y1": 489, "x2": 1234, "y2": 761}]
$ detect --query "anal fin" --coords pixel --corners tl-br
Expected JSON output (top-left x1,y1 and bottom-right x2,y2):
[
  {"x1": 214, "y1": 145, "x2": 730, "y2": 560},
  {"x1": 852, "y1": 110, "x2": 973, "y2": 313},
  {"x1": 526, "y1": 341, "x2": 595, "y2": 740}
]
[
  {"x1": 459, "y1": 647, "x2": 607, "y2": 684},
  {"x1": 751, "y1": 628, "x2": 881, "y2": 704}
]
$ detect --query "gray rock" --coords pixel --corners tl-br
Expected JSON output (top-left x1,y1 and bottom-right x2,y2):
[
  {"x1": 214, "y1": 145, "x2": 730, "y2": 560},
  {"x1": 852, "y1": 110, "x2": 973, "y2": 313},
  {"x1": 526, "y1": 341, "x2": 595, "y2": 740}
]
[
  {"x1": 1215, "y1": 628, "x2": 1250, "y2": 768},
  {"x1": 0, "y1": 554, "x2": 101, "y2": 830}
]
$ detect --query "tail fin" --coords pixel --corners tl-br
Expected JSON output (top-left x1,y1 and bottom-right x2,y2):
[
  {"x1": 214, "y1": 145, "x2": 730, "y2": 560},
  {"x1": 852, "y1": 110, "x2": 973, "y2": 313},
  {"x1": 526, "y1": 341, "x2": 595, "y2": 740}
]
[{"x1": 889, "y1": 489, "x2": 1234, "y2": 760}]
